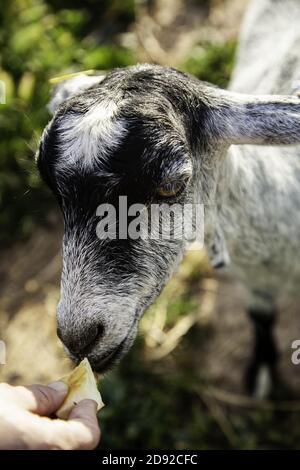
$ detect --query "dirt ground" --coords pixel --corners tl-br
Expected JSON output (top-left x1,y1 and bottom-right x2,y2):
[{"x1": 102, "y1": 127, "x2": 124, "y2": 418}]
[{"x1": 0, "y1": 216, "x2": 72, "y2": 384}]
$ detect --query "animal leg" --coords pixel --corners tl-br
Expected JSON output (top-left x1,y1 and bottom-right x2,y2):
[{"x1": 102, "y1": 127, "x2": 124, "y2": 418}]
[{"x1": 245, "y1": 306, "x2": 278, "y2": 398}]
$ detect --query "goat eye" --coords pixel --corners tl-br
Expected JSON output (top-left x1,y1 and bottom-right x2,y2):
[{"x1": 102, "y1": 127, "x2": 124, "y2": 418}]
[{"x1": 157, "y1": 180, "x2": 187, "y2": 198}]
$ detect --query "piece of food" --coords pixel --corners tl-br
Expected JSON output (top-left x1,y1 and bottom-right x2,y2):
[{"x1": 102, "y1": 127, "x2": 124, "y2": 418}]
[{"x1": 56, "y1": 358, "x2": 104, "y2": 419}]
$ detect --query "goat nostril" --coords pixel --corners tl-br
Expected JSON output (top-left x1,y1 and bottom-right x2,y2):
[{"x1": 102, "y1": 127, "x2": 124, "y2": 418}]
[
  {"x1": 77, "y1": 322, "x2": 105, "y2": 355},
  {"x1": 56, "y1": 321, "x2": 105, "y2": 356}
]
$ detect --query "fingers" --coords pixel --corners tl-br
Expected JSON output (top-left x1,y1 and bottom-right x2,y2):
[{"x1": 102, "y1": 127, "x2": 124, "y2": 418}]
[
  {"x1": 39, "y1": 400, "x2": 101, "y2": 450},
  {"x1": 67, "y1": 400, "x2": 101, "y2": 449},
  {"x1": 10, "y1": 382, "x2": 68, "y2": 416},
  {"x1": 0, "y1": 383, "x2": 100, "y2": 450},
  {"x1": 68, "y1": 398, "x2": 98, "y2": 421}
]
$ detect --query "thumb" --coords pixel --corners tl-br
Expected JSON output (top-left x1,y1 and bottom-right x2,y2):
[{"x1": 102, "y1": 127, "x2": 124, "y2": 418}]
[
  {"x1": 67, "y1": 399, "x2": 101, "y2": 449},
  {"x1": 19, "y1": 382, "x2": 68, "y2": 416}
]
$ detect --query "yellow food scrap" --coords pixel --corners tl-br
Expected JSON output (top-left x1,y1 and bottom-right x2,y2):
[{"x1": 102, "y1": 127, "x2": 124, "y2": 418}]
[
  {"x1": 56, "y1": 358, "x2": 104, "y2": 419},
  {"x1": 49, "y1": 70, "x2": 96, "y2": 84}
]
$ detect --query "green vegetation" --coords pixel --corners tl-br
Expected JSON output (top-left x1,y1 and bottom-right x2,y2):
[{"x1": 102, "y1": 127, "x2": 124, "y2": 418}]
[
  {"x1": 182, "y1": 40, "x2": 237, "y2": 88},
  {"x1": 0, "y1": 0, "x2": 135, "y2": 245},
  {"x1": 100, "y1": 348, "x2": 300, "y2": 449}
]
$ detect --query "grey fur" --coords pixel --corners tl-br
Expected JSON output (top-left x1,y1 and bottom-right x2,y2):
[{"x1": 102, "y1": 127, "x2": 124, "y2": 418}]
[{"x1": 218, "y1": 0, "x2": 300, "y2": 311}]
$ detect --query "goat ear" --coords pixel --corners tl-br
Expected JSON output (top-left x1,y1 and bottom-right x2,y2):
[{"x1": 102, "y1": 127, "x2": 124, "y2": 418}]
[
  {"x1": 214, "y1": 90, "x2": 300, "y2": 146},
  {"x1": 48, "y1": 73, "x2": 106, "y2": 114}
]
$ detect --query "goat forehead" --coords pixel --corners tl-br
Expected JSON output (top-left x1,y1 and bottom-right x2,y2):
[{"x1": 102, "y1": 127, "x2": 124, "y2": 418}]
[
  {"x1": 57, "y1": 99, "x2": 127, "y2": 171},
  {"x1": 54, "y1": 135, "x2": 191, "y2": 204}
]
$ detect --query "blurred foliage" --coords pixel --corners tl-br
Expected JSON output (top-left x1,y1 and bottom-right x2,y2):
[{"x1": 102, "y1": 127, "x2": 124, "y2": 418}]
[
  {"x1": 182, "y1": 40, "x2": 237, "y2": 88},
  {"x1": 99, "y1": 252, "x2": 300, "y2": 450},
  {"x1": 0, "y1": 0, "x2": 135, "y2": 246},
  {"x1": 46, "y1": 0, "x2": 136, "y2": 31},
  {"x1": 100, "y1": 343, "x2": 300, "y2": 449},
  {"x1": 99, "y1": 342, "x2": 222, "y2": 450}
]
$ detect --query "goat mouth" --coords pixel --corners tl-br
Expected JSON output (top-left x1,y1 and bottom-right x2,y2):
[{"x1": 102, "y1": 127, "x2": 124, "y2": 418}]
[
  {"x1": 67, "y1": 336, "x2": 129, "y2": 373},
  {"x1": 91, "y1": 338, "x2": 128, "y2": 372},
  {"x1": 85, "y1": 318, "x2": 138, "y2": 373},
  {"x1": 65, "y1": 314, "x2": 139, "y2": 372}
]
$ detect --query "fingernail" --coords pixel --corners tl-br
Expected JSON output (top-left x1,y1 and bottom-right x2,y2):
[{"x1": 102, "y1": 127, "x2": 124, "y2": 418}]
[{"x1": 47, "y1": 381, "x2": 68, "y2": 393}]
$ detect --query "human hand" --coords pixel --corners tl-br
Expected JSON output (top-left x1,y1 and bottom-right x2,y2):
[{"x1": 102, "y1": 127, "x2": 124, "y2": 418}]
[{"x1": 0, "y1": 381, "x2": 100, "y2": 450}]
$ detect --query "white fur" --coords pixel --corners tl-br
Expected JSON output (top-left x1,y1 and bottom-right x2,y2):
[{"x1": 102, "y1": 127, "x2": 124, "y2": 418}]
[{"x1": 57, "y1": 101, "x2": 127, "y2": 171}]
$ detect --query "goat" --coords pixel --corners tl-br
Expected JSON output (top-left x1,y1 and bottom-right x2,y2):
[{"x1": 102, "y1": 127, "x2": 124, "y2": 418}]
[{"x1": 37, "y1": 0, "x2": 300, "y2": 395}]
